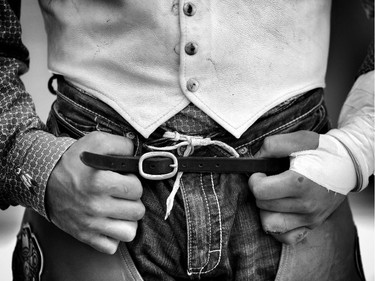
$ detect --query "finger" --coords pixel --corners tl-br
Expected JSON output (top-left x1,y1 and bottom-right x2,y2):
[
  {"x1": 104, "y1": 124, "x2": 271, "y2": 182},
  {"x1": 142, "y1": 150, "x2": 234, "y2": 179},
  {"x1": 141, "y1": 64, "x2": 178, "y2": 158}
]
[
  {"x1": 100, "y1": 199, "x2": 145, "y2": 221},
  {"x1": 249, "y1": 170, "x2": 303, "y2": 200},
  {"x1": 260, "y1": 210, "x2": 309, "y2": 234},
  {"x1": 92, "y1": 218, "x2": 139, "y2": 243},
  {"x1": 254, "y1": 131, "x2": 319, "y2": 158},
  {"x1": 256, "y1": 197, "x2": 313, "y2": 214},
  {"x1": 86, "y1": 131, "x2": 134, "y2": 156},
  {"x1": 270, "y1": 227, "x2": 309, "y2": 245},
  {"x1": 93, "y1": 171, "x2": 143, "y2": 200},
  {"x1": 81, "y1": 233, "x2": 120, "y2": 255}
]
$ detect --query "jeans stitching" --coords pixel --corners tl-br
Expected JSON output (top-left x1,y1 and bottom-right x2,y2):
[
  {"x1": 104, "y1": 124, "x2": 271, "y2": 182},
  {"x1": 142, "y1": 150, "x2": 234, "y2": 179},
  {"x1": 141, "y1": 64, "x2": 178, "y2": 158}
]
[
  {"x1": 235, "y1": 101, "x2": 323, "y2": 150},
  {"x1": 118, "y1": 244, "x2": 142, "y2": 281},
  {"x1": 192, "y1": 173, "x2": 212, "y2": 273},
  {"x1": 180, "y1": 180, "x2": 194, "y2": 275},
  {"x1": 275, "y1": 244, "x2": 292, "y2": 281},
  {"x1": 200, "y1": 173, "x2": 223, "y2": 275}
]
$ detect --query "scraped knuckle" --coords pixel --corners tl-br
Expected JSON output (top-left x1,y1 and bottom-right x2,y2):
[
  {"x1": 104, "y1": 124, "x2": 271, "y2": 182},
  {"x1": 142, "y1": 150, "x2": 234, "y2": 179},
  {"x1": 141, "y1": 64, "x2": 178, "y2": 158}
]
[{"x1": 262, "y1": 217, "x2": 274, "y2": 232}]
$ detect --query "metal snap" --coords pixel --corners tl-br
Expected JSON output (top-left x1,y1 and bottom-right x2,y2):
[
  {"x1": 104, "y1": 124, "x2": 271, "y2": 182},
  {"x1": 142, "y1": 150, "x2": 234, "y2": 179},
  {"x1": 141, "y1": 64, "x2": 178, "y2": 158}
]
[{"x1": 237, "y1": 146, "x2": 248, "y2": 155}]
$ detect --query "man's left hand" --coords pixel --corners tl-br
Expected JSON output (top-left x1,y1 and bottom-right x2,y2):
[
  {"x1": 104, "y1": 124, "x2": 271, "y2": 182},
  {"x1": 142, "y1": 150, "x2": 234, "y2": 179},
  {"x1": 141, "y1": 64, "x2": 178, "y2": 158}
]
[{"x1": 248, "y1": 131, "x2": 346, "y2": 245}]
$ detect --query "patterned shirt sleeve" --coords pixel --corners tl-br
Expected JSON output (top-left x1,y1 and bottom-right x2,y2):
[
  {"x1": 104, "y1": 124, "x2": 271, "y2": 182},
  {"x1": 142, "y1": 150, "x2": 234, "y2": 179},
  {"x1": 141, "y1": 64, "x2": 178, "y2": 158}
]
[
  {"x1": 0, "y1": 0, "x2": 75, "y2": 219},
  {"x1": 358, "y1": 0, "x2": 374, "y2": 77}
]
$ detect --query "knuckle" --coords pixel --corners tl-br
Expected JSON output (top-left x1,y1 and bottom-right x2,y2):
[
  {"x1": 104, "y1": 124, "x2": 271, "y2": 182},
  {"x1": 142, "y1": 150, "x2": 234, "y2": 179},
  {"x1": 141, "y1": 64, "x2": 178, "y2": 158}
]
[
  {"x1": 252, "y1": 184, "x2": 265, "y2": 199},
  {"x1": 77, "y1": 231, "x2": 92, "y2": 245},
  {"x1": 80, "y1": 217, "x2": 96, "y2": 231},
  {"x1": 261, "y1": 217, "x2": 275, "y2": 233},
  {"x1": 87, "y1": 199, "x2": 103, "y2": 216},
  {"x1": 262, "y1": 213, "x2": 287, "y2": 234},
  {"x1": 248, "y1": 175, "x2": 256, "y2": 188},
  {"x1": 301, "y1": 199, "x2": 317, "y2": 214},
  {"x1": 90, "y1": 174, "x2": 105, "y2": 192}
]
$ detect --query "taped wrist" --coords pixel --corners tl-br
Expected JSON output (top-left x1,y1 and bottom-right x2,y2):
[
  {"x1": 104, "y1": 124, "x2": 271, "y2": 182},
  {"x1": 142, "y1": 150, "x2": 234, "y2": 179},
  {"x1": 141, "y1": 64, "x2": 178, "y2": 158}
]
[{"x1": 289, "y1": 134, "x2": 357, "y2": 195}]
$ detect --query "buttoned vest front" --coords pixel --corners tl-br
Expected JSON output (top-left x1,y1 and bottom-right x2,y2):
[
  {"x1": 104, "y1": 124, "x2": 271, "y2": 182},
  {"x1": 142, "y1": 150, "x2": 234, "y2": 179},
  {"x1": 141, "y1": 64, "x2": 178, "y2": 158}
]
[{"x1": 39, "y1": 0, "x2": 331, "y2": 138}]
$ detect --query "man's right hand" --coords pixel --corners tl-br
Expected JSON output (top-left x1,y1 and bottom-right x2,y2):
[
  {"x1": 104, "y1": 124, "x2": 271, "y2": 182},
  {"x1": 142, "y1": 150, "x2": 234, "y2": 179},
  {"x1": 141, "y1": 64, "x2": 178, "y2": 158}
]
[{"x1": 46, "y1": 131, "x2": 145, "y2": 254}]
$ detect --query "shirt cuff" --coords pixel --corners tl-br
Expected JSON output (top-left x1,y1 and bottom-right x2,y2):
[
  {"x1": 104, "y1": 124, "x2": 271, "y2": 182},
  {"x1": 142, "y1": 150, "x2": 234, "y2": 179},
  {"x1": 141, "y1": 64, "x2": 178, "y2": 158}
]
[{"x1": 6, "y1": 130, "x2": 75, "y2": 219}]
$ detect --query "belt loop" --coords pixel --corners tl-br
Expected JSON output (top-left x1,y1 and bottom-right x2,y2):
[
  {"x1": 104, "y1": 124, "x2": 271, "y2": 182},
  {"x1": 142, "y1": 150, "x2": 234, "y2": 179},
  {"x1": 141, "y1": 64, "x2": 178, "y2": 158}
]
[{"x1": 48, "y1": 74, "x2": 62, "y2": 95}]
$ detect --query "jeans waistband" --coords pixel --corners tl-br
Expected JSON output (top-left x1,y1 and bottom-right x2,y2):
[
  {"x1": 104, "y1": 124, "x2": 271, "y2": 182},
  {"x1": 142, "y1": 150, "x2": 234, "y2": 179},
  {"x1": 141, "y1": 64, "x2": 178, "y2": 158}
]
[{"x1": 50, "y1": 75, "x2": 328, "y2": 156}]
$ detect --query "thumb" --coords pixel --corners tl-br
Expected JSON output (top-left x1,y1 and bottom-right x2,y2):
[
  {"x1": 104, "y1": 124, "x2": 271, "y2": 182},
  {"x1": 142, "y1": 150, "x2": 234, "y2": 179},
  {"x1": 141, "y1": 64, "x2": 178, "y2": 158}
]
[{"x1": 254, "y1": 131, "x2": 319, "y2": 158}]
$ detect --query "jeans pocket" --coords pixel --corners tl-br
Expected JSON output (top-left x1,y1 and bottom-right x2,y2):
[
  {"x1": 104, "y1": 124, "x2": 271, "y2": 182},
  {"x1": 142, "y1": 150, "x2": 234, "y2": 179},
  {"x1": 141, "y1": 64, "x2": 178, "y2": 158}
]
[
  {"x1": 278, "y1": 104, "x2": 329, "y2": 135},
  {"x1": 46, "y1": 101, "x2": 86, "y2": 139},
  {"x1": 247, "y1": 103, "x2": 330, "y2": 156}
]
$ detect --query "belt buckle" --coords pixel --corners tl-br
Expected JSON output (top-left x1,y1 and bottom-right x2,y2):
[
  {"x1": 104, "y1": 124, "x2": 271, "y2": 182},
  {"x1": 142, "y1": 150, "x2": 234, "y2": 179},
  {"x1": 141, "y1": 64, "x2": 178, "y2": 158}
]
[{"x1": 138, "y1": 152, "x2": 178, "y2": 180}]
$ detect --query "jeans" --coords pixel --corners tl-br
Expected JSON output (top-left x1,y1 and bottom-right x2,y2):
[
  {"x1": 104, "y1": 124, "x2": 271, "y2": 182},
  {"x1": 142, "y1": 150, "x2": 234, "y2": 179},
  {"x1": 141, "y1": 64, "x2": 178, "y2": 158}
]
[{"x1": 14, "y1": 76, "x2": 364, "y2": 281}]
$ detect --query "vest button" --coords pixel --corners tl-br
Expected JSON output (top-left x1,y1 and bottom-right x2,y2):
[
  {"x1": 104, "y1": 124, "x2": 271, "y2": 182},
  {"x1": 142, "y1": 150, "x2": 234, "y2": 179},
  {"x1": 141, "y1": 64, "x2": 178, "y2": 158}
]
[
  {"x1": 183, "y1": 3, "x2": 196, "y2": 16},
  {"x1": 185, "y1": 42, "x2": 198, "y2": 55},
  {"x1": 187, "y1": 79, "x2": 199, "y2": 92}
]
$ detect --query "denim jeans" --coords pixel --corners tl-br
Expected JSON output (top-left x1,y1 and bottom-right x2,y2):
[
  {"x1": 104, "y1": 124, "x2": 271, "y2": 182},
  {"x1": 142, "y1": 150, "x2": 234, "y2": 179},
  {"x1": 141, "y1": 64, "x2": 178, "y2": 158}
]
[{"x1": 14, "y1": 77, "x2": 364, "y2": 281}]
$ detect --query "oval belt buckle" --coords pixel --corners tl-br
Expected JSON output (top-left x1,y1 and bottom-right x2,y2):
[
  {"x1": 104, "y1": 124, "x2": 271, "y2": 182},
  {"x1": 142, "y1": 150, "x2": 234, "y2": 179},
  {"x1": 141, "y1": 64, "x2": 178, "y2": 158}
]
[{"x1": 138, "y1": 152, "x2": 178, "y2": 180}]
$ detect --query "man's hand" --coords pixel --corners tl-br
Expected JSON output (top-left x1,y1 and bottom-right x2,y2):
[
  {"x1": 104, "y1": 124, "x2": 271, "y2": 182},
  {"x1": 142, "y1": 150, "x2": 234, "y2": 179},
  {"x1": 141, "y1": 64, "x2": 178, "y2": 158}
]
[
  {"x1": 248, "y1": 131, "x2": 346, "y2": 245},
  {"x1": 46, "y1": 131, "x2": 145, "y2": 254}
]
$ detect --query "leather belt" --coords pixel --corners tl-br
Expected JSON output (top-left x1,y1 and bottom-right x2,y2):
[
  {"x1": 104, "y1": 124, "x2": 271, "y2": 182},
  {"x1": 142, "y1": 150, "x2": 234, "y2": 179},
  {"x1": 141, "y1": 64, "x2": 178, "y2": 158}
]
[{"x1": 80, "y1": 151, "x2": 289, "y2": 180}]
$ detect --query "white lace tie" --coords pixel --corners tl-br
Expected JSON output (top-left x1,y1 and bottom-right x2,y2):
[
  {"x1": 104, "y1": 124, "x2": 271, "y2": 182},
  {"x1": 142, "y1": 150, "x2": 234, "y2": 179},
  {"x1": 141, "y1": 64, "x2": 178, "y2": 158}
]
[{"x1": 146, "y1": 131, "x2": 239, "y2": 219}]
